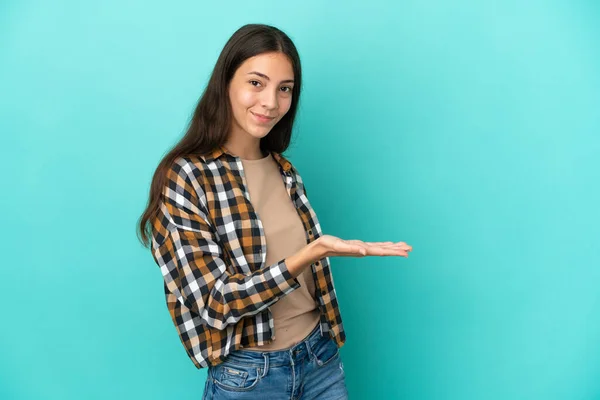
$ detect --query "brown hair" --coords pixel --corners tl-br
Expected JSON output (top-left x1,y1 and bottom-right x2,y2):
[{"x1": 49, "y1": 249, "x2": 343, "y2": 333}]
[{"x1": 137, "y1": 24, "x2": 302, "y2": 247}]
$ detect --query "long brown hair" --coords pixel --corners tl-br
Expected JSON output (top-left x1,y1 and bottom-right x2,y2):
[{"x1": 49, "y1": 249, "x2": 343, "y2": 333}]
[{"x1": 137, "y1": 24, "x2": 303, "y2": 247}]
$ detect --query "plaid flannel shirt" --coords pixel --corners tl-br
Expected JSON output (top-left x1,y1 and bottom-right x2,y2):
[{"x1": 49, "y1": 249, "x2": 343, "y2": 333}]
[{"x1": 150, "y1": 145, "x2": 346, "y2": 369}]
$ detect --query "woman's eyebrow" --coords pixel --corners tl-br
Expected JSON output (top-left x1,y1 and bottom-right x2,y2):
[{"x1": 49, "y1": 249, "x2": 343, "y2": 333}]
[{"x1": 247, "y1": 71, "x2": 294, "y2": 84}]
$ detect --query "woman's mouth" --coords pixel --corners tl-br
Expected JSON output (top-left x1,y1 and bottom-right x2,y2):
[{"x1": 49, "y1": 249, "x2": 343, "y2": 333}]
[{"x1": 251, "y1": 112, "x2": 275, "y2": 124}]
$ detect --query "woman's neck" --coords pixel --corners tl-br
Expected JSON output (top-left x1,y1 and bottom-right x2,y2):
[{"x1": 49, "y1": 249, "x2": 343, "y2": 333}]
[{"x1": 223, "y1": 132, "x2": 266, "y2": 160}]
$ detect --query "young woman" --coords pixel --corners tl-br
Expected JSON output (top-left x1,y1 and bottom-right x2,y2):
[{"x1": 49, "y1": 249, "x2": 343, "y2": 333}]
[{"x1": 138, "y1": 24, "x2": 412, "y2": 399}]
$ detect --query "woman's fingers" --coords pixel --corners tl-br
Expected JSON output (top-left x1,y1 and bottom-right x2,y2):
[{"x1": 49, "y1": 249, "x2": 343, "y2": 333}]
[
  {"x1": 345, "y1": 244, "x2": 408, "y2": 257},
  {"x1": 366, "y1": 247, "x2": 408, "y2": 257},
  {"x1": 369, "y1": 242, "x2": 412, "y2": 252},
  {"x1": 345, "y1": 240, "x2": 411, "y2": 249}
]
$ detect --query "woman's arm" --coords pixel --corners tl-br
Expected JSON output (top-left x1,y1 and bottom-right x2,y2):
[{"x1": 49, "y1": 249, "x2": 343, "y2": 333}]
[
  {"x1": 152, "y1": 159, "x2": 411, "y2": 332},
  {"x1": 152, "y1": 159, "x2": 304, "y2": 331}
]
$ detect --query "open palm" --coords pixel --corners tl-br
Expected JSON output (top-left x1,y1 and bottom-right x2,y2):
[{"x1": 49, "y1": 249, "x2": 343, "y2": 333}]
[{"x1": 316, "y1": 234, "x2": 412, "y2": 258}]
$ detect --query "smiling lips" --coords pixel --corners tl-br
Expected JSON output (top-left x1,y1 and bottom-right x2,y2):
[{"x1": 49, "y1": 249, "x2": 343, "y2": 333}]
[{"x1": 251, "y1": 111, "x2": 276, "y2": 124}]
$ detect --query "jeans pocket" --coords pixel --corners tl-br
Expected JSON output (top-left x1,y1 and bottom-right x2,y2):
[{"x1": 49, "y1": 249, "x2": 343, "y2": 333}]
[
  {"x1": 312, "y1": 337, "x2": 340, "y2": 368},
  {"x1": 210, "y1": 362, "x2": 262, "y2": 392}
]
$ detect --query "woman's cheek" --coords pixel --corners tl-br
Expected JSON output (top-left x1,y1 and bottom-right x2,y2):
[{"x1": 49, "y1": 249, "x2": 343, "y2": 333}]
[
  {"x1": 280, "y1": 98, "x2": 292, "y2": 114},
  {"x1": 238, "y1": 90, "x2": 256, "y2": 108}
]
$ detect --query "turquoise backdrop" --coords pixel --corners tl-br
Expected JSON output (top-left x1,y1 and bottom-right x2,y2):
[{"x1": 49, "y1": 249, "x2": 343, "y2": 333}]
[{"x1": 1, "y1": 0, "x2": 599, "y2": 399}]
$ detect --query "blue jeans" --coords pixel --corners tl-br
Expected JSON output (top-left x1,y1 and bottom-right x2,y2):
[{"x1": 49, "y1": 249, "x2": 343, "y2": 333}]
[{"x1": 202, "y1": 322, "x2": 348, "y2": 399}]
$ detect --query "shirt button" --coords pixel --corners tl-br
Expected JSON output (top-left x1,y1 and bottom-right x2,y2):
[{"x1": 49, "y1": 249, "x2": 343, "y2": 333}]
[
  {"x1": 315, "y1": 261, "x2": 320, "y2": 266},
  {"x1": 308, "y1": 230, "x2": 313, "y2": 235},
  {"x1": 321, "y1": 290, "x2": 327, "y2": 295}
]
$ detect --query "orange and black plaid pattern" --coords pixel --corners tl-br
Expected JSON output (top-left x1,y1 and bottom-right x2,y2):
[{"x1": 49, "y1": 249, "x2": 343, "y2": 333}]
[{"x1": 150, "y1": 146, "x2": 346, "y2": 369}]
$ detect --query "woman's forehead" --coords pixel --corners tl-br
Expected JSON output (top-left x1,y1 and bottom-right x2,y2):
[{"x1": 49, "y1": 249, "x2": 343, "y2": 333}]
[{"x1": 238, "y1": 52, "x2": 294, "y2": 79}]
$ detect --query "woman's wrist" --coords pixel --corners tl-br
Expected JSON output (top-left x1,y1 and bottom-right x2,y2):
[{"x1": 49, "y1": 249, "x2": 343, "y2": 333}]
[
  {"x1": 285, "y1": 239, "x2": 324, "y2": 279},
  {"x1": 307, "y1": 238, "x2": 325, "y2": 262}
]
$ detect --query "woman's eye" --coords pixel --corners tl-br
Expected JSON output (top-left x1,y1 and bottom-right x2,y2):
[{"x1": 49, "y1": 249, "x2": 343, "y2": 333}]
[
  {"x1": 249, "y1": 80, "x2": 261, "y2": 87},
  {"x1": 280, "y1": 86, "x2": 293, "y2": 93}
]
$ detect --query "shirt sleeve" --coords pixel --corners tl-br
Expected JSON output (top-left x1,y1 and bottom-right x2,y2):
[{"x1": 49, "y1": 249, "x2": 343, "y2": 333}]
[{"x1": 151, "y1": 158, "x2": 301, "y2": 331}]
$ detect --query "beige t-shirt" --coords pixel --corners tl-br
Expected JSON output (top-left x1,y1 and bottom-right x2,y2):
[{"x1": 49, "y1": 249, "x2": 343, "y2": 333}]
[{"x1": 240, "y1": 153, "x2": 321, "y2": 351}]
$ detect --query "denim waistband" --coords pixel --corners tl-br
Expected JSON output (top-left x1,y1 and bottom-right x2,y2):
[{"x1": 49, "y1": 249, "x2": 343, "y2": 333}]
[{"x1": 221, "y1": 322, "x2": 324, "y2": 368}]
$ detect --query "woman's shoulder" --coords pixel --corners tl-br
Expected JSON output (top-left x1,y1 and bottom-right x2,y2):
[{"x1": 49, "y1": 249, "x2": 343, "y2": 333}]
[
  {"x1": 168, "y1": 153, "x2": 216, "y2": 175},
  {"x1": 164, "y1": 155, "x2": 212, "y2": 192}
]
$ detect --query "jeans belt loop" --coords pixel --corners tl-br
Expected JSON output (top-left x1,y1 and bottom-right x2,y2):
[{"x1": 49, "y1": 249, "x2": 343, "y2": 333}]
[{"x1": 261, "y1": 353, "x2": 269, "y2": 378}]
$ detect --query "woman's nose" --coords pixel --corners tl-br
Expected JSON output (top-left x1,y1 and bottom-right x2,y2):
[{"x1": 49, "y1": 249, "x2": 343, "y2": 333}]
[{"x1": 261, "y1": 89, "x2": 278, "y2": 110}]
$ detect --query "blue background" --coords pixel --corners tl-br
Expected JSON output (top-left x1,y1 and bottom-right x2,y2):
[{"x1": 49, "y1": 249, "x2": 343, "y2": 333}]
[{"x1": 1, "y1": 1, "x2": 599, "y2": 399}]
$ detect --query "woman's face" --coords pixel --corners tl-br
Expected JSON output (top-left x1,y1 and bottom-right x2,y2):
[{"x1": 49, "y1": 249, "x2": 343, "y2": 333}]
[{"x1": 228, "y1": 52, "x2": 295, "y2": 141}]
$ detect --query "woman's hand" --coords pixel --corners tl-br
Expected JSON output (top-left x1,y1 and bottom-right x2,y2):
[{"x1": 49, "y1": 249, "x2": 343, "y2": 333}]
[
  {"x1": 314, "y1": 234, "x2": 412, "y2": 259},
  {"x1": 286, "y1": 234, "x2": 413, "y2": 279}
]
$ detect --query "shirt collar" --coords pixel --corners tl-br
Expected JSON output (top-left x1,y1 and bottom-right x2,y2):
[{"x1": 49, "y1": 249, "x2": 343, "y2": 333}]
[{"x1": 205, "y1": 145, "x2": 292, "y2": 172}]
